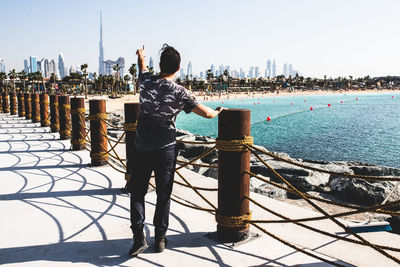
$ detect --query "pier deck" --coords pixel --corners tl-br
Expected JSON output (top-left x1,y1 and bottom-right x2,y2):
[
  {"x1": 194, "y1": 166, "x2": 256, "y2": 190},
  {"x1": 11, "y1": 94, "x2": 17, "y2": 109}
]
[{"x1": 0, "y1": 113, "x2": 399, "y2": 266}]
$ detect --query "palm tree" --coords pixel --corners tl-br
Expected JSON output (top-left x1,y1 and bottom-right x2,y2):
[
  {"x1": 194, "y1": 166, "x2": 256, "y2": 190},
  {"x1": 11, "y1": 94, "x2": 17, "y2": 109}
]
[
  {"x1": 92, "y1": 72, "x2": 97, "y2": 94},
  {"x1": 123, "y1": 74, "x2": 130, "y2": 93},
  {"x1": 129, "y1": 63, "x2": 137, "y2": 94},
  {"x1": 206, "y1": 69, "x2": 214, "y2": 92},
  {"x1": 0, "y1": 72, "x2": 7, "y2": 93},
  {"x1": 8, "y1": 69, "x2": 17, "y2": 93},
  {"x1": 28, "y1": 73, "x2": 35, "y2": 93},
  {"x1": 49, "y1": 73, "x2": 58, "y2": 93},
  {"x1": 18, "y1": 71, "x2": 27, "y2": 92},
  {"x1": 80, "y1": 63, "x2": 88, "y2": 98},
  {"x1": 112, "y1": 64, "x2": 121, "y2": 96}
]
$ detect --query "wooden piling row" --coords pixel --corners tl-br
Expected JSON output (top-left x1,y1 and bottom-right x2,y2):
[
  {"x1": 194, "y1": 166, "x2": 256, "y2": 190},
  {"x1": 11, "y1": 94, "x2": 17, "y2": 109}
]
[
  {"x1": 0, "y1": 93, "x2": 3, "y2": 112},
  {"x1": 89, "y1": 99, "x2": 108, "y2": 166},
  {"x1": 50, "y1": 94, "x2": 59, "y2": 132},
  {"x1": 2, "y1": 92, "x2": 9, "y2": 113},
  {"x1": 40, "y1": 94, "x2": 50, "y2": 127},
  {"x1": 10, "y1": 93, "x2": 17, "y2": 115},
  {"x1": 58, "y1": 95, "x2": 71, "y2": 140},
  {"x1": 31, "y1": 93, "x2": 40, "y2": 123},
  {"x1": 17, "y1": 93, "x2": 25, "y2": 117},
  {"x1": 71, "y1": 97, "x2": 86, "y2": 150},
  {"x1": 24, "y1": 93, "x2": 32, "y2": 119}
]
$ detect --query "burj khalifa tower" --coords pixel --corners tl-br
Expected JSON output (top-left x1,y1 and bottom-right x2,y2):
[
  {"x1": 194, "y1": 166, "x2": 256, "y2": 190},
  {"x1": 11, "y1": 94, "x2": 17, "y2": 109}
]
[{"x1": 98, "y1": 12, "x2": 106, "y2": 75}]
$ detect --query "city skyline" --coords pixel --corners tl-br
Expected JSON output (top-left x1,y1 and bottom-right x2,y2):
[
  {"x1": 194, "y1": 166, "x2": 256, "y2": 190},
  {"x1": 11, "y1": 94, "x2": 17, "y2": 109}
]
[{"x1": 1, "y1": 0, "x2": 400, "y2": 78}]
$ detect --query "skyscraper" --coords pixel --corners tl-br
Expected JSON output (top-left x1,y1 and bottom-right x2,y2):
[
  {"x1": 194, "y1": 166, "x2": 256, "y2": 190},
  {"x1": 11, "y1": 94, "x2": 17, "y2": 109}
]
[
  {"x1": 283, "y1": 63, "x2": 288, "y2": 78},
  {"x1": 49, "y1": 60, "x2": 56, "y2": 76},
  {"x1": 29, "y1": 56, "x2": 37, "y2": 73},
  {"x1": 98, "y1": 12, "x2": 106, "y2": 75},
  {"x1": 58, "y1": 53, "x2": 66, "y2": 78},
  {"x1": 210, "y1": 64, "x2": 215, "y2": 76},
  {"x1": 266, "y1": 59, "x2": 272, "y2": 78},
  {"x1": 103, "y1": 57, "x2": 125, "y2": 77},
  {"x1": 0, "y1": 58, "x2": 5, "y2": 73},
  {"x1": 149, "y1": 56, "x2": 154, "y2": 70},
  {"x1": 255, "y1": 66, "x2": 260, "y2": 78},
  {"x1": 24, "y1": 59, "x2": 29, "y2": 73},
  {"x1": 272, "y1": 60, "x2": 276, "y2": 78},
  {"x1": 43, "y1": 59, "x2": 50, "y2": 78},
  {"x1": 289, "y1": 63, "x2": 294, "y2": 77},
  {"x1": 187, "y1": 61, "x2": 192, "y2": 79}
]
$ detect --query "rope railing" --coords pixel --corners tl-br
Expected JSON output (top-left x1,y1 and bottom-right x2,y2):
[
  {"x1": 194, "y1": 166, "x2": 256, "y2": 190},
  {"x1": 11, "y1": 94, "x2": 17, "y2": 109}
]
[{"x1": 247, "y1": 145, "x2": 400, "y2": 265}]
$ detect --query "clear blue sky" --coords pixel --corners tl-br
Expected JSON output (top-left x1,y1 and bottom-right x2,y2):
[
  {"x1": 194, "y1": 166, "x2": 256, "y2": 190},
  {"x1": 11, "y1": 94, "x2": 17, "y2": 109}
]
[{"x1": 1, "y1": 0, "x2": 399, "y2": 78}]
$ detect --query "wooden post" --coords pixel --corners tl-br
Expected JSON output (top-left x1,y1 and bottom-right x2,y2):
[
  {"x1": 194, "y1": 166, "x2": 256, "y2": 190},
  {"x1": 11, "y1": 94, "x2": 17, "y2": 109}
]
[
  {"x1": 9, "y1": 93, "x2": 17, "y2": 115},
  {"x1": 58, "y1": 95, "x2": 71, "y2": 140},
  {"x1": 40, "y1": 94, "x2": 50, "y2": 127},
  {"x1": 17, "y1": 93, "x2": 25, "y2": 117},
  {"x1": 49, "y1": 94, "x2": 59, "y2": 132},
  {"x1": 217, "y1": 109, "x2": 251, "y2": 242},
  {"x1": 70, "y1": 97, "x2": 86, "y2": 150},
  {"x1": 2, "y1": 92, "x2": 9, "y2": 113},
  {"x1": 24, "y1": 93, "x2": 32, "y2": 119},
  {"x1": 31, "y1": 93, "x2": 40, "y2": 123},
  {"x1": 89, "y1": 99, "x2": 108, "y2": 166},
  {"x1": 124, "y1": 103, "x2": 140, "y2": 182},
  {"x1": 0, "y1": 93, "x2": 3, "y2": 113}
]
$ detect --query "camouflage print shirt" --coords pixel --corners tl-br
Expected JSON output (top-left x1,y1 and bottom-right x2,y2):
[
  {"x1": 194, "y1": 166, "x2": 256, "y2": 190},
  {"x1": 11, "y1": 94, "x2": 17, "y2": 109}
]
[{"x1": 135, "y1": 72, "x2": 198, "y2": 151}]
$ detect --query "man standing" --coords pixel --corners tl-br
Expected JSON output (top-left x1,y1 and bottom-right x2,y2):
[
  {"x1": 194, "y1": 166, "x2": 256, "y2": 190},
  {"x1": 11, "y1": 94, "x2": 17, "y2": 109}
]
[{"x1": 129, "y1": 44, "x2": 223, "y2": 257}]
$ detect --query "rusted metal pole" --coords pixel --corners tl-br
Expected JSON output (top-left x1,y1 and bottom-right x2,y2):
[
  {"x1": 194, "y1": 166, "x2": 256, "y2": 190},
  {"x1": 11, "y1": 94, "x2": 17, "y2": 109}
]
[
  {"x1": 70, "y1": 97, "x2": 86, "y2": 150},
  {"x1": 40, "y1": 94, "x2": 50, "y2": 127},
  {"x1": 217, "y1": 109, "x2": 251, "y2": 242},
  {"x1": 9, "y1": 93, "x2": 17, "y2": 115},
  {"x1": 89, "y1": 99, "x2": 108, "y2": 166},
  {"x1": 24, "y1": 93, "x2": 31, "y2": 119},
  {"x1": 2, "y1": 92, "x2": 9, "y2": 113},
  {"x1": 49, "y1": 94, "x2": 59, "y2": 132},
  {"x1": 31, "y1": 93, "x2": 40, "y2": 123},
  {"x1": 17, "y1": 93, "x2": 25, "y2": 117},
  {"x1": 124, "y1": 103, "x2": 140, "y2": 182},
  {"x1": 58, "y1": 95, "x2": 71, "y2": 140}
]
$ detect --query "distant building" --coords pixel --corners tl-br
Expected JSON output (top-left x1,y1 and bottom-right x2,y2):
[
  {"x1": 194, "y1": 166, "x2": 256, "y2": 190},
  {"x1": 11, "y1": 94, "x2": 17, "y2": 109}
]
[
  {"x1": 103, "y1": 57, "x2": 125, "y2": 77},
  {"x1": 283, "y1": 63, "x2": 288, "y2": 78},
  {"x1": 255, "y1": 66, "x2": 260, "y2": 78},
  {"x1": 0, "y1": 58, "x2": 5, "y2": 73},
  {"x1": 248, "y1": 67, "x2": 255, "y2": 79},
  {"x1": 289, "y1": 63, "x2": 294, "y2": 77},
  {"x1": 43, "y1": 59, "x2": 50, "y2": 78},
  {"x1": 49, "y1": 60, "x2": 56, "y2": 76},
  {"x1": 180, "y1": 68, "x2": 185, "y2": 80},
  {"x1": 98, "y1": 12, "x2": 106, "y2": 75},
  {"x1": 187, "y1": 61, "x2": 192, "y2": 79},
  {"x1": 266, "y1": 59, "x2": 272, "y2": 78},
  {"x1": 58, "y1": 53, "x2": 66, "y2": 78},
  {"x1": 24, "y1": 59, "x2": 29, "y2": 73},
  {"x1": 272, "y1": 60, "x2": 276, "y2": 78},
  {"x1": 240, "y1": 68, "x2": 245, "y2": 79},
  {"x1": 69, "y1": 65, "x2": 76, "y2": 74},
  {"x1": 149, "y1": 56, "x2": 154, "y2": 70},
  {"x1": 200, "y1": 71, "x2": 204, "y2": 79},
  {"x1": 210, "y1": 64, "x2": 215, "y2": 76},
  {"x1": 29, "y1": 56, "x2": 37, "y2": 73}
]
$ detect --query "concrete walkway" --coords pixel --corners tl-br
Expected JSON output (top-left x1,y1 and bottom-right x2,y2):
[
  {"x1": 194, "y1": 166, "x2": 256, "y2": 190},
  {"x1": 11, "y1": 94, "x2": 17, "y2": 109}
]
[{"x1": 0, "y1": 113, "x2": 399, "y2": 266}]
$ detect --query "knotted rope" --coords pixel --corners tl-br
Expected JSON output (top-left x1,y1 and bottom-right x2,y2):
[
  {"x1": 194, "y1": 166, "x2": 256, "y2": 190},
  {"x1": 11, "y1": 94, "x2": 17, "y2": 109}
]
[
  {"x1": 88, "y1": 113, "x2": 107, "y2": 121},
  {"x1": 215, "y1": 211, "x2": 251, "y2": 228},
  {"x1": 123, "y1": 122, "x2": 137, "y2": 132},
  {"x1": 216, "y1": 136, "x2": 253, "y2": 151}
]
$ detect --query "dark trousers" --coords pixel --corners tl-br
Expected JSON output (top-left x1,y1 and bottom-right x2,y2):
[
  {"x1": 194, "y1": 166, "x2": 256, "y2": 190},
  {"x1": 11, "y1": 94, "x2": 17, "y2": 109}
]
[{"x1": 130, "y1": 144, "x2": 177, "y2": 237}]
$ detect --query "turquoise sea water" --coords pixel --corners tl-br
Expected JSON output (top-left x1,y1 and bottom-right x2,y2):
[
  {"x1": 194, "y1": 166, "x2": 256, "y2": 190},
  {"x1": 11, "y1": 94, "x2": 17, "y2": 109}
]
[{"x1": 176, "y1": 92, "x2": 400, "y2": 168}]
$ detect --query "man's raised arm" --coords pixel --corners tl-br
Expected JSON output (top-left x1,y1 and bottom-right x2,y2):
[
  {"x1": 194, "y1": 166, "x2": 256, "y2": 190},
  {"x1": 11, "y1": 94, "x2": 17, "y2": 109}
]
[{"x1": 136, "y1": 45, "x2": 149, "y2": 73}]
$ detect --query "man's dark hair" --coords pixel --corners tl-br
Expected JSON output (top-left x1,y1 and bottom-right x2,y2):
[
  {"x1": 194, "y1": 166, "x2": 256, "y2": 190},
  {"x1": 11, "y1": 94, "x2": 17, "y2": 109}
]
[{"x1": 159, "y1": 44, "x2": 180, "y2": 74}]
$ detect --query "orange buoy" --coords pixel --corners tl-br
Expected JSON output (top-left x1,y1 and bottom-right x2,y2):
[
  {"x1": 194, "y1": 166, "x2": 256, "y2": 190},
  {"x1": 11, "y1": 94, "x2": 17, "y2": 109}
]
[
  {"x1": 291, "y1": 102, "x2": 293, "y2": 105},
  {"x1": 257, "y1": 102, "x2": 259, "y2": 105},
  {"x1": 267, "y1": 116, "x2": 271, "y2": 122},
  {"x1": 310, "y1": 107, "x2": 313, "y2": 110},
  {"x1": 356, "y1": 98, "x2": 358, "y2": 100},
  {"x1": 273, "y1": 100, "x2": 275, "y2": 103},
  {"x1": 392, "y1": 96, "x2": 394, "y2": 98},
  {"x1": 340, "y1": 100, "x2": 343, "y2": 103},
  {"x1": 328, "y1": 104, "x2": 331, "y2": 107},
  {"x1": 222, "y1": 102, "x2": 224, "y2": 104},
  {"x1": 304, "y1": 100, "x2": 306, "y2": 102}
]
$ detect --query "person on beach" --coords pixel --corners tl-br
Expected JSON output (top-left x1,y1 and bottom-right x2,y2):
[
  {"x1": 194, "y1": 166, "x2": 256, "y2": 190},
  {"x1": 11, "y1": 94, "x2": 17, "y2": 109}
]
[{"x1": 129, "y1": 44, "x2": 224, "y2": 257}]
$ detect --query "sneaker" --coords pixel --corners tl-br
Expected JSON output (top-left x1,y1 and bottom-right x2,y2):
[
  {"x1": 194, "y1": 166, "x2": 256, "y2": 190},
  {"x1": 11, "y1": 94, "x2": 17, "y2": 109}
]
[
  {"x1": 129, "y1": 237, "x2": 148, "y2": 257},
  {"x1": 155, "y1": 236, "x2": 167, "y2": 253}
]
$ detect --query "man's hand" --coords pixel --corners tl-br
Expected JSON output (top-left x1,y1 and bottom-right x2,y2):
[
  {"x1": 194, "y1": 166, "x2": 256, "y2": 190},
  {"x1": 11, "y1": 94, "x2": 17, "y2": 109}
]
[
  {"x1": 136, "y1": 45, "x2": 146, "y2": 59},
  {"x1": 136, "y1": 45, "x2": 148, "y2": 73},
  {"x1": 215, "y1": 107, "x2": 226, "y2": 113}
]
